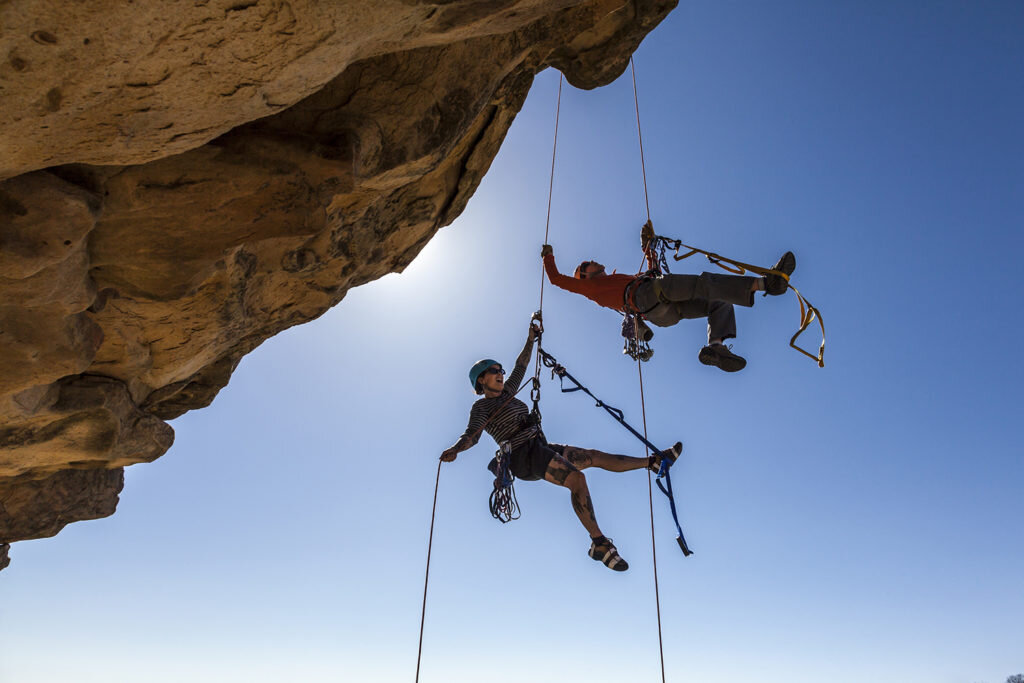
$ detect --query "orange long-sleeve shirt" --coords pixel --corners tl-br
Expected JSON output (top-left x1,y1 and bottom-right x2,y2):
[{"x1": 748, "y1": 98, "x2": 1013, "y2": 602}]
[{"x1": 543, "y1": 253, "x2": 636, "y2": 312}]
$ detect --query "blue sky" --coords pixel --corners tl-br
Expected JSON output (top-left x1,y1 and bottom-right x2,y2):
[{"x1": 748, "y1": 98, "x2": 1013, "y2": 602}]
[{"x1": 2, "y1": 2, "x2": 1022, "y2": 682}]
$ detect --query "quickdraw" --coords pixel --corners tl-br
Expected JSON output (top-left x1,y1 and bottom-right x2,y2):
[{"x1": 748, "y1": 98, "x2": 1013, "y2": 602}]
[{"x1": 537, "y1": 346, "x2": 692, "y2": 556}]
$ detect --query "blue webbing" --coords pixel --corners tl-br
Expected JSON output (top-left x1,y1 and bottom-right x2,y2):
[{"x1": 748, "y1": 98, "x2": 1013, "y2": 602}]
[
  {"x1": 656, "y1": 461, "x2": 693, "y2": 556},
  {"x1": 537, "y1": 347, "x2": 693, "y2": 556}
]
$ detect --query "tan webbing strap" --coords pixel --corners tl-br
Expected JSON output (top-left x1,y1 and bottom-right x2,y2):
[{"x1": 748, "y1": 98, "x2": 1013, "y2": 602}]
[{"x1": 668, "y1": 239, "x2": 826, "y2": 367}]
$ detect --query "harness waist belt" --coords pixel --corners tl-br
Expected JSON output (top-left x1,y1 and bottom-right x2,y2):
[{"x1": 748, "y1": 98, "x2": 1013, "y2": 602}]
[{"x1": 623, "y1": 275, "x2": 659, "y2": 315}]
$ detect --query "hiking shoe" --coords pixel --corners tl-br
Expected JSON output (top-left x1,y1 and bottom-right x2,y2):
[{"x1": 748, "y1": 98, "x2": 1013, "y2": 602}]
[
  {"x1": 698, "y1": 344, "x2": 747, "y2": 372},
  {"x1": 589, "y1": 537, "x2": 629, "y2": 572},
  {"x1": 650, "y1": 441, "x2": 683, "y2": 473},
  {"x1": 764, "y1": 251, "x2": 796, "y2": 295}
]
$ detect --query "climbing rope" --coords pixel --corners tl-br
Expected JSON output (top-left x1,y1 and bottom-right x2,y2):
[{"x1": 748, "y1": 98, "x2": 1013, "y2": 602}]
[
  {"x1": 621, "y1": 55, "x2": 656, "y2": 364},
  {"x1": 528, "y1": 71, "x2": 562, "y2": 441},
  {"x1": 488, "y1": 441, "x2": 521, "y2": 523},
  {"x1": 631, "y1": 56, "x2": 652, "y2": 224},
  {"x1": 415, "y1": 460, "x2": 442, "y2": 683},
  {"x1": 629, "y1": 61, "x2": 693, "y2": 553},
  {"x1": 629, "y1": 55, "x2": 667, "y2": 683},
  {"x1": 416, "y1": 372, "x2": 536, "y2": 682},
  {"x1": 635, "y1": 344, "x2": 666, "y2": 683},
  {"x1": 538, "y1": 73, "x2": 563, "y2": 319}
]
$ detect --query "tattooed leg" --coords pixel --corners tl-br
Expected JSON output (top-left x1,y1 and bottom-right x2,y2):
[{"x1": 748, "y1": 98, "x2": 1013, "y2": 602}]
[
  {"x1": 563, "y1": 446, "x2": 593, "y2": 469},
  {"x1": 571, "y1": 485, "x2": 599, "y2": 534},
  {"x1": 563, "y1": 445, "x2": 649, "y2": 473},
  {"x1": 544, "y1": 455, "x2": 575, "y2": 486},
  {"x1": 544, "y1": 456, "x2": 602, "y2": 538}
]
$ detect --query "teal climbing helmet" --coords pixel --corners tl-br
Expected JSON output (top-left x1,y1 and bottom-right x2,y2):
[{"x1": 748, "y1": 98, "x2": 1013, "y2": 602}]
[{"x1": 469, "y1": 358, "x2": 501, "y2": 394}]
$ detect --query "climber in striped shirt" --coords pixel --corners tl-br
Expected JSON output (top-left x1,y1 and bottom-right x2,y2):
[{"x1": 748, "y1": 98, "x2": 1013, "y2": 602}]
[{"x1": 441, "y1": 318, "x2": 681, "y2": 572}]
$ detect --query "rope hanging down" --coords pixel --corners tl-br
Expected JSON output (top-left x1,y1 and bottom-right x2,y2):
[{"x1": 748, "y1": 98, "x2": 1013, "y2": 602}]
[
  {"x1": 415, "y1": 460, "x2": 442, "y2": 683},
  {"x1": 629, "y1": 55, "x2": 669, "y2": 683},
  {"x1": 632, "y1": 330, "x2": 667, "y2": 683},
  {"x1": 416, "y1": 371, "x2": 536, "y2": 683},
  {"x1": 537, "y1": 73, "x2": 563, "y2": 319},
  {"x1": 537, "y1": 346, "x2": 693, "y2": 556}
]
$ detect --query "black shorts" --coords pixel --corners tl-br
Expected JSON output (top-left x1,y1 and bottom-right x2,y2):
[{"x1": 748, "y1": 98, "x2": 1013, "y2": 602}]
[
  {"x1": 488, "y1": 437, "x2": 566, "y2": 481},
  {"x1": 509, "y1": 437, "x2": 565, "y2": 481}
]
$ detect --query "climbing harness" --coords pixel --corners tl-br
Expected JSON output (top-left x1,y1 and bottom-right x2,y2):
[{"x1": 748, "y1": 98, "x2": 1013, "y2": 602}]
[
  {"x1": 645, "y1": 232, "x2": 826, "y2": 367},
  {"x1": 536, "y1": 346, "x2": 693, "y2": 556}
]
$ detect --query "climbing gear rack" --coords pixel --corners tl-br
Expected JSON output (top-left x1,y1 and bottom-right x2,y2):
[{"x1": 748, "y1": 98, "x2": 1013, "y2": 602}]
[
  {"x1": 621, "y1": 313, "x2": 654, "y2": 362},
  {"x1": 489, "y1": 441, "x2": 521, "y2": 523}
]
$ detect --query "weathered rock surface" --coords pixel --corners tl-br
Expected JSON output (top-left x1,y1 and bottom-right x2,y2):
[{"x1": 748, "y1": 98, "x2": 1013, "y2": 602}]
[{"x1": 0, "y1": 0, "x2": 676, "y2": 560}]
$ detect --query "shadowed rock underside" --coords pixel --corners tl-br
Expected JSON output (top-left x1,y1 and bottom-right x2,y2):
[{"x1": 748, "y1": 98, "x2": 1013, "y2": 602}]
[{"x1": 0, "y1": 0, "x2": 677, "y2": 558}]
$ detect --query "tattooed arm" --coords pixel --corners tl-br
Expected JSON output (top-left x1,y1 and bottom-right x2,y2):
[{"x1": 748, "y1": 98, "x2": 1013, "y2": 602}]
[
  {"x1": 504, "y1": 323, "x2": 537, "y2": 394},
  {"x1": 441, "y1": 403, "x2": 485, "y2": 461}
]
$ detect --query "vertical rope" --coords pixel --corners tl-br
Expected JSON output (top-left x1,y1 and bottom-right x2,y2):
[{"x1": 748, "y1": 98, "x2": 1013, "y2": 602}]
[
  {"x1": 415, "y1": 460, "x2": 443, "y2": 683},
  {"x1": 631, "y1": 54, "x2": 667, "y2": 683},
  {"x1": 535, "y1": 72, "x2": 564, "y2": 386},
  {"x1": 538, "y1": 73, "x2": 563, "y2": 318},
  {"x1": 630, "y1": 56, "x2": 651, "y2": 223},
  {"x1": 637, "y1": 347, "x2": 667, "y2": 683}
]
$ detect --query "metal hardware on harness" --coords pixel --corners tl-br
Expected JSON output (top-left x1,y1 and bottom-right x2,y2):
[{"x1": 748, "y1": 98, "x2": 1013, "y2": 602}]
[
  {"x1": 489, "y1": 441, "x2": 520, "y2": 523},
  {"x1": 623, "y1": 336, "x2": 653, "y2": 362},
  {"x1": 622, "y1": 237, "x2": 659, "y2": 363},
  {"x1": 529, "y1": 311, "x2": 545, "y2": 424},
  {"x1": 529, "y1": 375, "x2": 542, "y2": 422},
  {"x1": 530, "y1": 310, "x2": 544, "y2": 332},
  {"x1": 621, "y1": 314, "x2": 654, "y2": 362}
]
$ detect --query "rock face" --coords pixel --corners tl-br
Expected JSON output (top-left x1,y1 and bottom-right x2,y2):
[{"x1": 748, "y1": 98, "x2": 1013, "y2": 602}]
[{"x1": 0, "y1": 0, "x2": 675, "y2": 555}]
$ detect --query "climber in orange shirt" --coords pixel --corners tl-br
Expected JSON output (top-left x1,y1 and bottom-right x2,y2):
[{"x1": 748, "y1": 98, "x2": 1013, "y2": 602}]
[{"x1": 541, "y1": 233, "x2": 795, "y2": 372}]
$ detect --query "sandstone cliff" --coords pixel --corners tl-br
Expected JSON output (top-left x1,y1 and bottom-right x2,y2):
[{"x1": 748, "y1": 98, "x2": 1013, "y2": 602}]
[{"x1": 0, "y1": 0, "x2": 675, "y2": 558}]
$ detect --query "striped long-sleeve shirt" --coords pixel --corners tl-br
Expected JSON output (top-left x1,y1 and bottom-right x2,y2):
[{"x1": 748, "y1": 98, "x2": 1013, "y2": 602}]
[{"x1": 456, "y1": 361, "x2": 543, "y2": 452}]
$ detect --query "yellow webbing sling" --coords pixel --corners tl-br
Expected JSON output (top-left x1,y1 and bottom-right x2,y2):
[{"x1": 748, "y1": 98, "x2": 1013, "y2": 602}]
[{"x1": 656, "y1": 236, "x2": 826, "y2": 368}]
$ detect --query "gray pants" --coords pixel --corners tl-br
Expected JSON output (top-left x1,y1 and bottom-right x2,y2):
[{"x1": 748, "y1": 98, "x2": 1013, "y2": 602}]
[{"x1": 633, "y1": 272, "x2": 758, "y2": 342}]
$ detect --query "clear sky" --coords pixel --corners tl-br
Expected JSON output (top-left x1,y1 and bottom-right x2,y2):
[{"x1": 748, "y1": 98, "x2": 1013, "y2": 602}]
[{"x1": 2, "y1": 2, "x2": 1022, "y2": 682}]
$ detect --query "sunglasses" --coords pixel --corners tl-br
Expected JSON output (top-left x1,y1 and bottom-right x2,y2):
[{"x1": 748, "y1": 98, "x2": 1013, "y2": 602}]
[{"x1": 484, "y1": 367, "x2": 505, "y2": 376}]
